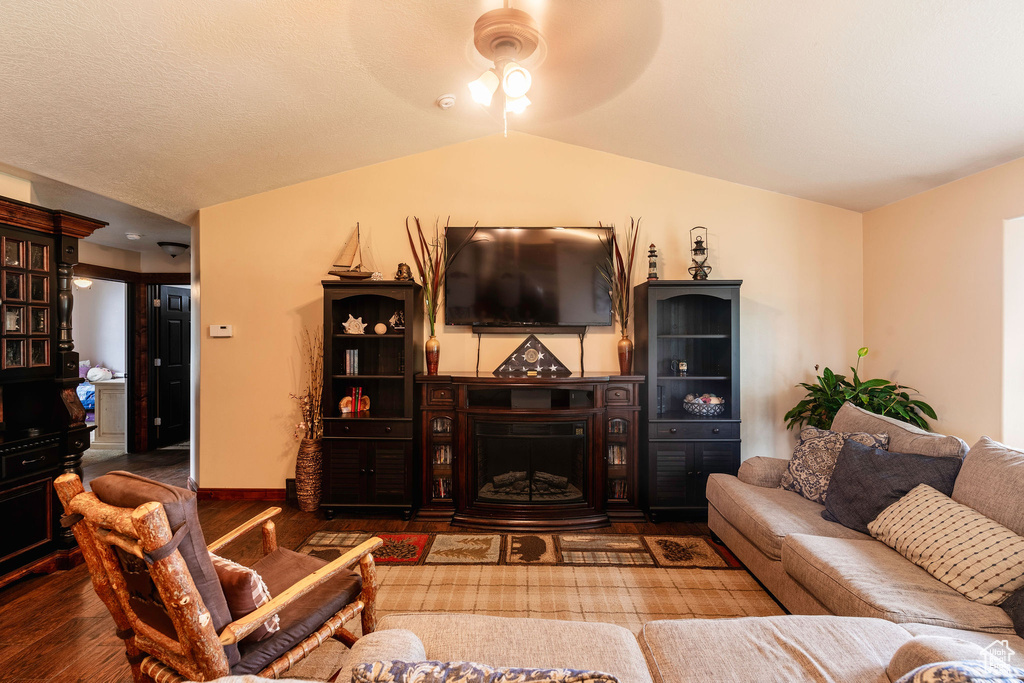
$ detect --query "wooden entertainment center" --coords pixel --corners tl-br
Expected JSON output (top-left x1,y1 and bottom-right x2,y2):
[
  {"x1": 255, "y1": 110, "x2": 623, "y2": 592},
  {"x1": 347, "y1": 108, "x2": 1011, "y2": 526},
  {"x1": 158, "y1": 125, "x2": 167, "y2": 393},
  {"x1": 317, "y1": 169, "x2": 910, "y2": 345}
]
[{"x1": 416, "y1": 373, "x2": 644, "y2": 529}]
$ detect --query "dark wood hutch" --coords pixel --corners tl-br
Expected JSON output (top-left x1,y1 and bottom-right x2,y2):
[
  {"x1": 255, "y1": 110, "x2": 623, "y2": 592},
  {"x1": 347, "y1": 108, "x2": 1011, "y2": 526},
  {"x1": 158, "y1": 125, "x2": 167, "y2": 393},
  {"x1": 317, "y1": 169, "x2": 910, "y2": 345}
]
[
  {"x1": 0, "y1": 195, "x2": 106, "y2": 588},
  {"x1": 416, "y1": 372, "x2": 643, "y2": 530}
]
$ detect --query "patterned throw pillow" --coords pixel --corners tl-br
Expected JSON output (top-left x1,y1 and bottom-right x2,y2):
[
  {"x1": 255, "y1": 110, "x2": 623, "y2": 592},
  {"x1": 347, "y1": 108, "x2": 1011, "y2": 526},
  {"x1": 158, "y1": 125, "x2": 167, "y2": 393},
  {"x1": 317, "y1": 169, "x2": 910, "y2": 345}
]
[
  {"x1": 869, "y1": 484, "x2": 1024, "y2": 605},
  {"x1": 352, "y1": 660, "x2": 620, "y2": 683},
  {"x1": 895, "y1": 660, "x2": 1024, "y2": 683},
  {"x1": 209, "y1": 553, "x2": 280, "y2": 642},
  {"x1": 779, "y1": 427, "x2": 889, "y2": 503}
]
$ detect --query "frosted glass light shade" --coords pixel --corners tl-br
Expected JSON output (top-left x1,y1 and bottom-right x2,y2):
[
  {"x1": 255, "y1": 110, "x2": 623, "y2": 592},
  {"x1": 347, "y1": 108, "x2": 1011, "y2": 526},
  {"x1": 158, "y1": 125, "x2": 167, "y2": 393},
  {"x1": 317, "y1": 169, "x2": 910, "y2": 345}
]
[
  {"x1": 468, "y1": 69, "x2": 499, "y2": 106},
  {"x1": 505, "y1": 94, "x2": 531, "y2": 114},
  {"x1": 502, "y1": 62, "x2": 532, "y2": 98}
]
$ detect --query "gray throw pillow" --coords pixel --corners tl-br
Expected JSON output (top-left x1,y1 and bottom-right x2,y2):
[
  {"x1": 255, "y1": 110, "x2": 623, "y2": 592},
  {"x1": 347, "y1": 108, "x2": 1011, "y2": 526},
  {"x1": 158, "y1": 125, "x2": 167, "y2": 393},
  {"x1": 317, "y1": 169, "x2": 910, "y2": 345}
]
[
  {"x1": 1004, "y1": 588, "x2": 1024, "y2": 638},
  {"x1": 821, "y1": 439, "x2": 962, "y2": 534},
  {"x1": 780, "y1": 427, "x2": 889, "y2": 504}
]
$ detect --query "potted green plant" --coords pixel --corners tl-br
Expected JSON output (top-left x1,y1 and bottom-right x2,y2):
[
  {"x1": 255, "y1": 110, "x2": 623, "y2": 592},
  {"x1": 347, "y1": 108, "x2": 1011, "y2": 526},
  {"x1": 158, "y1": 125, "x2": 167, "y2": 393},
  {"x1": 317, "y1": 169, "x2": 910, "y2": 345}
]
[{"x1": 783, "y1": 347, "x2": 938, "y2": 431}]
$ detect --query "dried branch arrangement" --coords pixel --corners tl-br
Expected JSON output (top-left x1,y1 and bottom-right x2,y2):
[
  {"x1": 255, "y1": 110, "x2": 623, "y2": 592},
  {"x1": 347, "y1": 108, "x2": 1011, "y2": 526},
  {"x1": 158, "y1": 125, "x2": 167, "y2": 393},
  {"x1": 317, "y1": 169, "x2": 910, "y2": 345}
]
[
  {"x1": 291, "y1": 327, "x2": 323, "y2": 440},
  {"x1": 601, "y1": 217, "x2": 642, "y2": 336},
  {"x1": 404, "y1": 216, "x2": 478, "y2": 336}
]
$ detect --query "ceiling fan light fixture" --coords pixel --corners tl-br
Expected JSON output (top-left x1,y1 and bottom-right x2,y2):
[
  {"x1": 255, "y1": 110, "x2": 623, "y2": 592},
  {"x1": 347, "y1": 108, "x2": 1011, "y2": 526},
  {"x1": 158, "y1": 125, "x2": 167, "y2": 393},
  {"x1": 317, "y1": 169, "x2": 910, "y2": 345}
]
[
  {"x1": 468, "y1": 69, "x2": 499, "y2": 106},
  {"x1": 501, "y1": 62, "x2": 532, "y2": 98},
  {"x1": 504, "y1": 94, "x2": 531, "y2": 115}
]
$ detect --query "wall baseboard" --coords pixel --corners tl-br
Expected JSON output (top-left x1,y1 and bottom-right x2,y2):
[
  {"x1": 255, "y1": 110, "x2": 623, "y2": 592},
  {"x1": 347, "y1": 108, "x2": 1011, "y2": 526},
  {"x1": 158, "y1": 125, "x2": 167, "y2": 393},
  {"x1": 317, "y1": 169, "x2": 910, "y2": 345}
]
[{"x1": 197, "y1": 488, "x2": 287, "y2": 501}]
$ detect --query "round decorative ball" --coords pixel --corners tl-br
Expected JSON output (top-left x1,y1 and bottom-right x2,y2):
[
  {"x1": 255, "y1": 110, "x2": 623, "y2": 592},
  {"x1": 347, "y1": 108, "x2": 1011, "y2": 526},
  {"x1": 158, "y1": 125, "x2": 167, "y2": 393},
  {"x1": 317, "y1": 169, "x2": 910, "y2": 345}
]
[{"x1": 374, "y1": 322, "x2": 387, "y2": 335}]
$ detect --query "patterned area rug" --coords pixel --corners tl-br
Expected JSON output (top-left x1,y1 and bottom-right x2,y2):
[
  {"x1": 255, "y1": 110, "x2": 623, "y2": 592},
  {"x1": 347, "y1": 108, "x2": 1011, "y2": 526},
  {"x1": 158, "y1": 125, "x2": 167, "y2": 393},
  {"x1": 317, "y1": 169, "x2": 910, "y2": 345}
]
[
  {"x1": 296, "y1": 532, "x2": 740, "y2": 569},
  {"x1": 286, "y1": 563, "x2": 784, "y2": 680}
]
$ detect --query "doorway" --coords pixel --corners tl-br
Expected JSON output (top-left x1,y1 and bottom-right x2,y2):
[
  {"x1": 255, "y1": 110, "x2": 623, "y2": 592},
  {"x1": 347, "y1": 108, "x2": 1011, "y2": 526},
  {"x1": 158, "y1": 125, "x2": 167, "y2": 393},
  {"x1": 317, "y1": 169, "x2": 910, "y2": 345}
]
[{"x1": 73, "y1": 265, "x2": 192, "y2": 487}]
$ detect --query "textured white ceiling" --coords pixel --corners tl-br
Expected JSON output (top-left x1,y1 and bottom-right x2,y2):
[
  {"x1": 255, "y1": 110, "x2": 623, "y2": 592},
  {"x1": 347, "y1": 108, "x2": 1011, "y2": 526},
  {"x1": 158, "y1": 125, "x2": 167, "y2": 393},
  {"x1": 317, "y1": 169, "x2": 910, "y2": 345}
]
[{"x1": 0, "y1": 0, "x2": 1022, "y2": 222}]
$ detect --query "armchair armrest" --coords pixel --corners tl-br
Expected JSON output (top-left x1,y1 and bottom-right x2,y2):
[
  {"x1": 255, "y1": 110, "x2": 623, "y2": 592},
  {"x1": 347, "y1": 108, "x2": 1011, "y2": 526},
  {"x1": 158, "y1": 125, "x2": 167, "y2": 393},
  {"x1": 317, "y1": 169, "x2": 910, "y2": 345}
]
[
  {"x1": 207, "y1": 507, "x2": 281, "y2": 554},
  {"x1": 737, "y1": 457, "x2": 790, "y2": 488},
  {"x1": 219, "y1": 537, "x2": 384, "y2": 645}
]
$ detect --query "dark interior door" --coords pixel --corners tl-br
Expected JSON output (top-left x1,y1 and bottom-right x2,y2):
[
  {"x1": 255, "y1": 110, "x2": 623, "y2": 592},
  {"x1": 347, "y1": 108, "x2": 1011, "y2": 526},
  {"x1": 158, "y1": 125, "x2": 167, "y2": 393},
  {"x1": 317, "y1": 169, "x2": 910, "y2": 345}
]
[{"x1": 156, "y1": 285, "x2": 190, "y2": 446}]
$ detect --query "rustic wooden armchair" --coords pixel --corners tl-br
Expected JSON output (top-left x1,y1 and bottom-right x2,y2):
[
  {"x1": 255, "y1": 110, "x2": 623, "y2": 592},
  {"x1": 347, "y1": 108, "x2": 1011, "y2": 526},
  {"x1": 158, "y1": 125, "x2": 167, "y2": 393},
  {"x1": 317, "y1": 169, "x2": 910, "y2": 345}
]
[{"x1": 55, "y1": 471, "x2": 383, "y2": 682}]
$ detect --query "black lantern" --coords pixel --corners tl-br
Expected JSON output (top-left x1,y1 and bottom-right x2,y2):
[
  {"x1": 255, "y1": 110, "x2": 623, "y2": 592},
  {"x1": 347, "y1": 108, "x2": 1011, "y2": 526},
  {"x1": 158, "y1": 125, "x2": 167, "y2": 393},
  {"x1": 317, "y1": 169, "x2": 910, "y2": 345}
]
[
  {"x1": 647, "y1": 243, "x2": 658, "y2": 280},
  {"x1": 688, "y1": 226, "x2": 712, "y2": 280}
]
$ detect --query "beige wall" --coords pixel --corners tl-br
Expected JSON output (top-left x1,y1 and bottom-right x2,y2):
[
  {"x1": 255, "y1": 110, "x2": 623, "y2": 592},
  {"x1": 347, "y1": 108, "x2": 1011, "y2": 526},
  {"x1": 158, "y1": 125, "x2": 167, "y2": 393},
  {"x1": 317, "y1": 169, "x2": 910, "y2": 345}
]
[
  {"x1": 1003, "y1": 217, "x2": 1024, "y2": 447},
  {"x1": 79, "y1": 241, "x2": 191, "y2": 273},
  {"x1": 74, "y1": 279, "x2": 127, "y2": 375},
  {"x1": 197, "y1": 133, "x2": 863, "y2": 488},
  {"x1": 864, "y1": 156, "x2": 1024, "y2": 446},
  {"x1": 0, "y1": 172, "x2": 32, "y2": 203}
]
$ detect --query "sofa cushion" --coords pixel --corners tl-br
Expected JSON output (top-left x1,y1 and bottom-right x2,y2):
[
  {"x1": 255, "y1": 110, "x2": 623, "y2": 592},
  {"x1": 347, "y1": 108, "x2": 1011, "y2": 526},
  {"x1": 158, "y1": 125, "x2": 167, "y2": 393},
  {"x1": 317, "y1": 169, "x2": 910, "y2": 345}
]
[
  {"x1": 706, "y1": 474, "x2": 870, "y2": 561},
  {"x1": 952, "y1": 437, "x2": 1024, "y2": 537},
  {"x1": 822, "y1": 440, "x2": 962, "y2": 534},
  {"x1": 89, "y1": 470, "x2": 239, "y2": 666},
  {"x1": 639, "y1": 615, "x2": 909, "y2": 683},
  {"x1": 898, "y1": 624, "x2": 1024, "y2": 668},
  {"x1": 375, "y1": 613, "x2": 654, "y2": 683},
  {"x1": 782, "y1": 534, "x2": 1016, "y2": 634},
  {"x1": 352, "y1": 661, "x2": 619, "y2": 682},
  {"x1": 886, "y1": 636, "x2": 991, "y2": 682},
  {"x1": 780, "y1": 427, "x2": 889, "y2": 504},
  {"x1": 830, "y1": 402, "x2": 967, "y2": 459},
  {"x1": 345, "y1": 630, "x2": 429, "y2": 683},
  {"x1": 869, "y1": 484, "x2": 1024, "y2": 606}
]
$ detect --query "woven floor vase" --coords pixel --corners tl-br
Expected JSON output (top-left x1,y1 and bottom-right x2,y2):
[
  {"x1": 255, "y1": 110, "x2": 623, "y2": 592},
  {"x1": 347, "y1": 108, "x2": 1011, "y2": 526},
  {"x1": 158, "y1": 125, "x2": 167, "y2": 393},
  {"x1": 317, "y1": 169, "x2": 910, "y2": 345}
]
[{"x1": 295, "y1": 437, "x2": 323, "y2": 512}]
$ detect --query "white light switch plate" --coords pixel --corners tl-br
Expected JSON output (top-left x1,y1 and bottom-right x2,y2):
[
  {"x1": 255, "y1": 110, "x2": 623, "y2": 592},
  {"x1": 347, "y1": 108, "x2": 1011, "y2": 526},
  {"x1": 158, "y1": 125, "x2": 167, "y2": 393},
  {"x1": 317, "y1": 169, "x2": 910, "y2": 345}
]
[{"x1": 209, "y1": 324, "x2": 233, "y2": 337}]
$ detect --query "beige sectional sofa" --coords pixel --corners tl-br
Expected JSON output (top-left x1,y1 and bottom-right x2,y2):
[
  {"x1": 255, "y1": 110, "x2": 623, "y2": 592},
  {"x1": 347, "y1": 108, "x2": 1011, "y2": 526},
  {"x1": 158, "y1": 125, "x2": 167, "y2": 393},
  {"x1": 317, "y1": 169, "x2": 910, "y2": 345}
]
[{"x1": 707, "y1": 402, "x2": 1024, "y2": 636}]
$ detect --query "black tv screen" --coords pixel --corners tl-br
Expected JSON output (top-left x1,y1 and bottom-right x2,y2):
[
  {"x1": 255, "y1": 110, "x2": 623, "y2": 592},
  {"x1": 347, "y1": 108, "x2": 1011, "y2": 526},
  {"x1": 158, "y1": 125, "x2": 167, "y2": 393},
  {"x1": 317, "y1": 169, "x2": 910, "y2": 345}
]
[{"x1": 444, "y1": 227, "x2": 613, "y2": 328}]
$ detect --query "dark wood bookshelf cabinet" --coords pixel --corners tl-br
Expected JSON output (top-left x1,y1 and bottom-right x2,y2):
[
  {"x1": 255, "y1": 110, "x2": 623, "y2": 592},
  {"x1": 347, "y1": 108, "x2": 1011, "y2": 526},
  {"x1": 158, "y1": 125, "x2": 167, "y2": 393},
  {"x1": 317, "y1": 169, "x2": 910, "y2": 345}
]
[
  {"x1": 634, "y1": 280, "x2": 742, "y2": 519},
  {"x1": 0, "y1": 196, "x2": 105, "y2": 588},
  {"x1": 320, "y1": 281, "x2": 422, "y2": 519}
]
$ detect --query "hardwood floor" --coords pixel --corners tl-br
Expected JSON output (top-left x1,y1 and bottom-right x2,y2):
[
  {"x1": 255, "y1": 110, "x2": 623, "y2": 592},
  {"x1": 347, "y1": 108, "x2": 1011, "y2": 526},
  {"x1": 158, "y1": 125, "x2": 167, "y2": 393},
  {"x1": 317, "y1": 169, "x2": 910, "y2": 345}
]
[
  {"x1": 81, "y1": 447, "x2": 191, "y2": 489},
  {"x1": 0, "y1": 489, "x2": 706, "y2": 682}
]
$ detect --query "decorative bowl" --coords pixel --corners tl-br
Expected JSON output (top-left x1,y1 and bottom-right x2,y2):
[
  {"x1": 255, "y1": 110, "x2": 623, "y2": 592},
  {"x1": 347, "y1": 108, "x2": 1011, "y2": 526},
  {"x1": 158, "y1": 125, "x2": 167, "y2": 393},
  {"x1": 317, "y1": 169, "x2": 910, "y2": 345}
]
[{"x1": 682, "y1": 399, "x2": 726, "y2": 417}]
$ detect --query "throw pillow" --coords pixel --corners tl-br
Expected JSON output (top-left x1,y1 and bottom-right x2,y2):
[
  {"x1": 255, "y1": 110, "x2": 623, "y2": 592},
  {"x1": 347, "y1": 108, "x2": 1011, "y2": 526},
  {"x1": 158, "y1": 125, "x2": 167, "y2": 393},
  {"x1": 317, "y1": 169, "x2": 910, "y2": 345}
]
[
  {"x1": 821, "y1": 439, "x2": 962, "y2": 534},
  {"x1": 894, "y1": 660, "x2": 1024, "y2": 683},
  {"x1": 352, "y1": 661, "x2": 620, "y2": 683},
  {"x1": 1003, "y1": 588, "x2": 1024, "y2": 638},
  {"x1": 779, "y1": 427, "x2": 889, "y2": 503},
  {"x1": 869, "y1": 484, "x2": 1024, "y2": 605},
  {"x1": 209, "y1": 553, "x2": 280, "y2": 642}
]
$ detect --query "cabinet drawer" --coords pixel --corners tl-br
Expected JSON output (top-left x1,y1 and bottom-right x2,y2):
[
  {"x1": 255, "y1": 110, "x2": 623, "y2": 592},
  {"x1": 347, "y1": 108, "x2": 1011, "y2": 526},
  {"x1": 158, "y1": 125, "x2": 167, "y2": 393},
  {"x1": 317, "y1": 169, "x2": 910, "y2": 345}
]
[
  {"x1": 604, "y1": 384, "x2": 633, "y2": 405},
  {"x1": 650, "y1": 421, "x2": 739, "y2": 440},
  {"x1": 326, "y1": 420, "x2": 411, "y2": 439},
  {"x1": 424, "y1": 384, "x2": 455, "y2": 408},
  {"x1": 1, "y1": 445, "x2": 60, "y2": 480}
]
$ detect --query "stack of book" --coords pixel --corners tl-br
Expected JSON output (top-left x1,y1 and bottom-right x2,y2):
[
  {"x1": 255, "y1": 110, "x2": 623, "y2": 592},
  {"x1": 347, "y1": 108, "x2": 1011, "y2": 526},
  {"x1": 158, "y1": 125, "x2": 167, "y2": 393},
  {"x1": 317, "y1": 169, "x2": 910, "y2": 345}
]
[{"x1": 344, "y1": 349, "x2": 359, "y2": 374}]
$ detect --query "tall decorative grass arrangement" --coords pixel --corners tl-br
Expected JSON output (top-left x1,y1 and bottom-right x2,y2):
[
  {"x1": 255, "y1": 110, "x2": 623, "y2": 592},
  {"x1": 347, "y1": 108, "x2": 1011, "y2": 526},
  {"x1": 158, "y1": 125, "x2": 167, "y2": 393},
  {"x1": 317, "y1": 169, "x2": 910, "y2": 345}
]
[
  {"x1": 602, "y1": 217, "x2": 642, "y2": 336},
  {"x1": 291, "y1": 328, "x2": 323, "y2": 440},
  {"x1": 404, "y1": 216, "x2": 477, "y2": 336}
]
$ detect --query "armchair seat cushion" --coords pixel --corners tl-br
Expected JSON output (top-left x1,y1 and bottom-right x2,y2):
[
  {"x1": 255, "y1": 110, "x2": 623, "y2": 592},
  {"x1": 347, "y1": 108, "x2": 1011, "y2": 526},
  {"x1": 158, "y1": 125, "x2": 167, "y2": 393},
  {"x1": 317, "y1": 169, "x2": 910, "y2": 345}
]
[{"x1": 233, "y1": 548, "x2": 363, "y2": 676}]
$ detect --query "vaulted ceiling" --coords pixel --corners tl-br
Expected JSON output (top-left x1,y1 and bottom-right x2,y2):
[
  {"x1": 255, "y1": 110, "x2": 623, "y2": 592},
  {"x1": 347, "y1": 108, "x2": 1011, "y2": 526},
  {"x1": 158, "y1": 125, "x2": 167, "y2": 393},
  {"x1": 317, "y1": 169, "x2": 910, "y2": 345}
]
[{"x1": 1, "y1": 0, "x2": 1022, "y2": 226}]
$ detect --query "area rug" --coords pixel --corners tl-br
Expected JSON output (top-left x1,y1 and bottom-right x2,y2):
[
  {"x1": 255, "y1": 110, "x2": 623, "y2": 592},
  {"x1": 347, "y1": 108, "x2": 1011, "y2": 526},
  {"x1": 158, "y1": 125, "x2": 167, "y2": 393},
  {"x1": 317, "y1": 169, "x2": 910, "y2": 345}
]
[
  {"x1": 296, "y1": 532, "x2": 740, "y2": 569},
  {"x1": 285, "y1": 563, "x2": 784, "y2": 680},
  {"x1": 79, "y1": 447, "x2": 127, "y2": 468}
]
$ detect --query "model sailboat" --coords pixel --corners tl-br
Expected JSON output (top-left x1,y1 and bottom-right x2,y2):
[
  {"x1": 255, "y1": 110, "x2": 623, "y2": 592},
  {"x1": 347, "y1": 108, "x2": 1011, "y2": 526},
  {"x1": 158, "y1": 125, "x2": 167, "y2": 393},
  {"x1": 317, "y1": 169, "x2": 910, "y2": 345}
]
[{"x1": 329, "y1": 223, "x2": 373, "y2": 280}]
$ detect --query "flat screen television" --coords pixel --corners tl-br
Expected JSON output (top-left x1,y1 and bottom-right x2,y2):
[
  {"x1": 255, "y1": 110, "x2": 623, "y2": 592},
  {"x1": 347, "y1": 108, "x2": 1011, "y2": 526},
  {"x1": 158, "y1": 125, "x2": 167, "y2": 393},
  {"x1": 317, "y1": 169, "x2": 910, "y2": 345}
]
[{"x1": 444, "y1": 227, "x2": 613, "y2": 328}]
